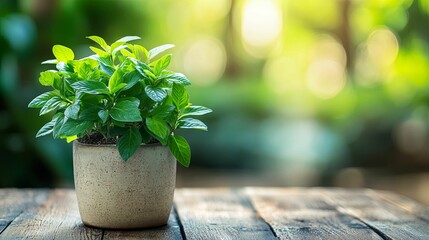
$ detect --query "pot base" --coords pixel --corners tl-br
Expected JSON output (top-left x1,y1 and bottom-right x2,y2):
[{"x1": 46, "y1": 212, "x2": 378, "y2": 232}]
[
  {"x1": 73, "y1": 142, "x2": 176, "y2": 229},
  {"x1": 82, "y1": 221, "x2": 168, "y2": 230}
]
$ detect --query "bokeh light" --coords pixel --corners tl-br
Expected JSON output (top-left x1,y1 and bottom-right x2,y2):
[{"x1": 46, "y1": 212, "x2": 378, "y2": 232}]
[
  {"x1": 306, "y1": 36, "x2": 347, "y2": 99},
  {"x1": 306, "y1": 59, "x2": 346, "y2": 99},
  {"x1": 241, "y1": 0, "x2": 282, "y2": 57},
  {"x1": 355, "y1": 27, "x2": 399, "y2": 86},
  {"x1": 183, "y1": 36, "x2": 226, "y2": 86},
  {"x1": 367, "y1": 27, "x2": 399, "y2": 68}
]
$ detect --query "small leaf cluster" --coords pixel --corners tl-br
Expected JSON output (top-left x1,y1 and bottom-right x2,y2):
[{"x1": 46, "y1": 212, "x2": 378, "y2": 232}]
[{"x1": 28, "y1": 36, "x2": 211, "y2": 167}]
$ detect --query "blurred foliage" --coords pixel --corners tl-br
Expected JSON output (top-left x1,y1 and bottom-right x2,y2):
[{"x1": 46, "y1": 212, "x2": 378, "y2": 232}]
[{"x1": 1, "y1": 0, "x2": 429, "y2": 187}]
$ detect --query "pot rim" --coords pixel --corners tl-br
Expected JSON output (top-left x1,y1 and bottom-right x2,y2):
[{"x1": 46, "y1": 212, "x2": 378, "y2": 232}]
[{"x1": 73, "y1": 140, "x2": 162, "y2": 148}]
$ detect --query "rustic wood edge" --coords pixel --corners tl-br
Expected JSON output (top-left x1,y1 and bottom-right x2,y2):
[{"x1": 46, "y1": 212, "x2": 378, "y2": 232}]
[{"x1": 1, "y1": 187, "x2": 428, "y2": 239}]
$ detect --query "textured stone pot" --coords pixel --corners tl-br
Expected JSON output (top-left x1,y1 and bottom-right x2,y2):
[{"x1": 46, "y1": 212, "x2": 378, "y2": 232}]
[{"x1": 73, "y1": 141, "x2": 176, "y2": 229}]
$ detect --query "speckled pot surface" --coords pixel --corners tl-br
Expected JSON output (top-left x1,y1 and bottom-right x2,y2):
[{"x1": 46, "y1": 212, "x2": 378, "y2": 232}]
[{"x1": 73, "y1": 141, "x2": 176, "y2": 229}]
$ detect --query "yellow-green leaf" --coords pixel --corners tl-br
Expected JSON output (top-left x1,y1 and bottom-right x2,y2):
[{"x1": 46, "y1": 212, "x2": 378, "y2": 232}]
[
  {"x1": 52, "y1": 45, "x2": 74, "y2": 62},
  {"x1": 39, "y1": 70, "x2": 59, "y2": 86},
  {"x1": 87, "y1": 35, "x2": 109, "y2": 51},
  {"x1": 89, "y1": 46, "x2": 109, "y2": 57},
  {"x1": 120, "y1": 48, "x2": 135, "y2": 58},
  {"x1": 66, "y1": 135, "x2": 78, "y2": 143},
  {"x1": 133, "y1": 45, "x2": 148, "y2": 62},
  {"x1": 115, "y1": 36, "x2": 141, "y2": 43}
]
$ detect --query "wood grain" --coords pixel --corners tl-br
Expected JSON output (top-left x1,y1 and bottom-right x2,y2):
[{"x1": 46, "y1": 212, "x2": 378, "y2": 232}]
[
  {"x1": 103, "y1": 207, "x2": 183, "y2": 240},
  {"x1": 0, "y1": 189, "x2": 49, "y2": 234},
  {"x1": 174, "y1": 188, "x2": 276, "y2": 240},
  {"x1": 0, "y1": 188, "x2": 428, "y2": 239},
  {"x1": 0, "y1": 189, "x2": 102, "y2": 240},
  {"x1": 320, "y1": 188, "x2": 429, "y2": 240},
  {"x1": 372, "y1": 190, "x2": 429, "y2": 222},
  {"x1": 244, "y1": 187, "x2": 382, "y2": 240}
]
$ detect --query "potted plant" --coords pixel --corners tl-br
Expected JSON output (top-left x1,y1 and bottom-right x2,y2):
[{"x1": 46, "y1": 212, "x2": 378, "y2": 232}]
[{"x1": 28, "y1": 36, "x2": 211, "y2": 229}]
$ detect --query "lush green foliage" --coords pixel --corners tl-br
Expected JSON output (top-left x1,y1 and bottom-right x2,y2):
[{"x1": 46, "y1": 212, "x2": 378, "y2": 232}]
[{"x1": 28, "y1": 36, "x2": 211, "y2": 167}]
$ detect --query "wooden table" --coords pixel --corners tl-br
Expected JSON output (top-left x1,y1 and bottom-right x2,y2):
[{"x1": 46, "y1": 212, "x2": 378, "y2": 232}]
[{"x1": 0, "y1": 188, "x2": 428, "y2": 239}]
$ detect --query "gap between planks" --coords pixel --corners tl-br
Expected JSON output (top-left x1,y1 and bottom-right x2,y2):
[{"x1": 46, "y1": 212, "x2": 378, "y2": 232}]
[
  {"x1": 174, "y1": 188, "x2": 278, "y2": 240},
  {"x1": 317, "y1": 187, "x2": 429, "y2": 240},
  {"x1": 243, "y1": 187, "x2": 384, "y2": 240}
]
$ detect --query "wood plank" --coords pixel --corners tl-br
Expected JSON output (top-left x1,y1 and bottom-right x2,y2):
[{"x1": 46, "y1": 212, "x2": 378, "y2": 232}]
[
  {"x1": 174, "y1": 188, "x2": 276, "y2": 240},
  {"x1": 0, "y1": 189, "x2": 49, "y2": 234},
  {"x1": 371, "y1": 190, "x2": 429, "y2": 222},
  {"x1": 103, "y1": 207, "x2": 183, "y2": 239},
  {"x1": 320, "y1": 188, "x2": 429, "y2": 240},
  {"x1": 244, "y1": 187, "x2": 382, "y2": 240},
  {"x1": 0, "y1": 189, "x2": 102, "y2": 240}
]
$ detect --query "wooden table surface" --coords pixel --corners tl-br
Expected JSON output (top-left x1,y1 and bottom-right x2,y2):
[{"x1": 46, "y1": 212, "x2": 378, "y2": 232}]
[{"x1": 0, "y1": 188, "x2": 428, "y2": 239}]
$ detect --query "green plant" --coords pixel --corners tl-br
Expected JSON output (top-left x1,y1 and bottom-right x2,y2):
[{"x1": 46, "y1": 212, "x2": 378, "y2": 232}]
[{"x1": 28, "y1": 36, "x2": 211, "y2": 167}]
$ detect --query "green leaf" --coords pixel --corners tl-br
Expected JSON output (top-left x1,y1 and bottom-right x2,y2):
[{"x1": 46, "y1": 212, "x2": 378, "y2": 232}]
[
  {"x1": 118, "y1": 127, "x2": 142, "y2": 161},
  {"x1": 181, "y1": 105, "x2": 212, "y2": 118},
  {"x1": 89, "y1": 46, "x2": 109, "y2": 57},
  {"x1": 98, "y1": 109, "x2": 109, "y2": 123},
  {"x1": 178, "y1": 118, "x2": 208, "y2": 131},
  {"x1": 120, "y1": 80, "x2": 143, "y2": 96},
  {"x1": 159, "y1": 73, "x2": 191, "y2": 86},
  {"x1": 168, "y1": 135, "x2": 190, "y2": 167},
  {"x1": 76, "y1": 61, "x2": 95, "y2": 79},
  {"x1": 39, "y1": 70, "x2": 59, "y2": 86},
  {"x1": 28, "y1": 91, "x2": 56, "y2": 108},
  {"x1": 40, "y1": 96, "x2": 62, "y2": 115},
  {"x1": 120, "y1": 48, "x2": 134, "y2": 58},
  {"x1": 148, "y1": 44, "x2": 174, "y2": 61},
  {"x1": 60, "y1": 119, "x2": 93, "y2": 136},
  {"x1": 145, "y1": 85, "x2": 167, "y2": 102},
  {"x1": 52, "y1": 45, "x2": 74, "y2": 62},
  {"x1": 94, "y1": 55, "x2": 115, "y2": 75},
  {"x1": 56, "y1": 61, "x2": 74, "y2": 73},
  {"x1": 139, "y1": 127, "x2": 153, "y2": 144},
  {"x1": 108, "y1": 69, "x2": 123, "y2": 93},
  {"x1": 172, "y1": 84, "x2": 189, "y2": 109},
  {"x1": 154, "y1": 54, "x2": 171, "y2": 75},
  {"x1": 150, "y1": 103, "x2": 176, "y2": 119},
  {"x1": 120, "y1": 97, "x2": 140, "y2": 106},
  {"x1": 111, "y1": 83, "x2": 127, "y2": 94},
  {"x1": 53, "y1": 114, "x2": 65, "y2": 138},
  {"x1": 121, "y1": 71, "x2": 141, "y2": 91},
  {"x1": 87, "y1": 36, "x2": 109, "y2": 51},
  {"x1": 115, "y1": 36, "x2": 141, "y2": 43},
  {"x1": 112, "y1": 45, "x2": 128, "y2": 55},
  {"x1": 36, "y1": 119, "x2": 55, "y2": 137},
  {"x1": 71, "y1": 81, "x2": 110, "y2": 95},
  {"x1": 143, "y1": 69, "x2": 156, "y2": 80},
  {"x1": 146, "y1": 117, "x2": 170, "y2": 142},
  {"x1": 110, "y1": 100, "x2": 142, "y2": 122},
  {"x1": 64, "y1": 103, "x2": 80, "y2": 119},
  {"x1": 134, "y1": 61, "x2": 152, "y2": 78},
  {"x1": 133, "y1": 45, "x2": 148, "y2": 62},
  {"x1": 41, "y1": 59, "x2": 58, "y2": 65},
  {"x1": 79, "y1": 104, "x2": 103, "y2": 121}
]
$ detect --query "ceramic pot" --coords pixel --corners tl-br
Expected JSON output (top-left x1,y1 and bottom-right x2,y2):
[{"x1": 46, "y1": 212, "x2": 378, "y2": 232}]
[{"x1": 73, "y1": 141, "x2": 176, "y2": 229}]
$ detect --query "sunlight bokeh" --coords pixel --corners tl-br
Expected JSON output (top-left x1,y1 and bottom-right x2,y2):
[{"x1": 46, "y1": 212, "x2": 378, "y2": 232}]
[{"x1": 241, "y1": 0, "x2": 282, "y2": 57}]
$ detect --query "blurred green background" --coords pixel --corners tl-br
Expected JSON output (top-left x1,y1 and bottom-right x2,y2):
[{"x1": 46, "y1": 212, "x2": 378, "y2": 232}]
[{"x1": 1, "y1": 0, "x2": 429, "y2": 204}]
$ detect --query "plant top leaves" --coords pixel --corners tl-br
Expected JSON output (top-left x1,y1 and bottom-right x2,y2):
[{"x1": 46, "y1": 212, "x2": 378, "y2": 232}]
[{"x1": 28, "y1": 36, "x2": 212, "y2": 167}]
